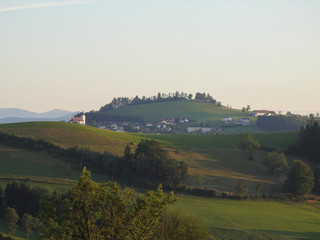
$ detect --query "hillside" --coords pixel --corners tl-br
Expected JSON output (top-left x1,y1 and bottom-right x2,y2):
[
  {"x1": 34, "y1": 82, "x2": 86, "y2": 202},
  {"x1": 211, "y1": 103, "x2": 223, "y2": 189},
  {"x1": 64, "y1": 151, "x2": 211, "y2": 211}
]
[
  {"x1": 0, "y1": 122, "x2": 299, "y2": 194},
  {"x1": 0, "y1": 122, "x2": 317, "y2": 240},
  {"x1": 91, "y1": 99, "x2": 253, "y2": 124}
]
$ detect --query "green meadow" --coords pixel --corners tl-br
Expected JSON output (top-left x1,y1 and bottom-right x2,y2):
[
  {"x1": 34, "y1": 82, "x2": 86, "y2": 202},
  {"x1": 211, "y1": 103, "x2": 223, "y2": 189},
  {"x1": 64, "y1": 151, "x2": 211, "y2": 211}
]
[
  {"x1": 0, "y1": 121, "x2": 314, "y2": 240},
  {"x1": 106, "y1": 100, "x2": 251, "y2": 123},
  {"x1": 174, "y1": 196, "x2": 320, "y2": 240},
  {"x1": 0, "y1": 122, "x2": 300, "y2": 193}
]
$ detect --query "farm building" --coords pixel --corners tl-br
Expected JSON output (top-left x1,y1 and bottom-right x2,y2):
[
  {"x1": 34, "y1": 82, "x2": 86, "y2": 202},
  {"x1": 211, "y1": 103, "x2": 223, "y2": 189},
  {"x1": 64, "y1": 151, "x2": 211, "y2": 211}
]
[
  {"x1": 251, "y1": 110, "x2": 276, "y2": 117},
  {"x1": 187, "y1": 127, "x2": 213, "y2": 134},
  {"x1": 71, "y1": 114, "x2": 86, "y2": 125}
]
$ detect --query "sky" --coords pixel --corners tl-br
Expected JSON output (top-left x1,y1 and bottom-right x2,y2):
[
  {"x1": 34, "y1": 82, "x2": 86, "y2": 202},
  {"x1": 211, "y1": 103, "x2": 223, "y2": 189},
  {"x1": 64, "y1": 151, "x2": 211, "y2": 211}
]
[{"x1": 0, "y1": 0, "x2": 319, "y2": 114}]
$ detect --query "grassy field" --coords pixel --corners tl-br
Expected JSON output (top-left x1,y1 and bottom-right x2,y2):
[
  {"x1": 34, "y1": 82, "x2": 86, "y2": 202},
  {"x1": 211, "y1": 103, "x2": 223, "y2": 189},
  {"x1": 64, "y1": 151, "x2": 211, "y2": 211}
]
[
  {"x1": 106, "y1": 100, "x2": 251, "y2": 123},
  {"x1": 0, "y1": 121, "x2": 316, "y2": 240},
  {"x1": 141, "y1": 131, "x2": 299, "y2": 151},
  {"x1": 0, "y1": 121, "x2": 299, "y2": 151},
  {"x1": 174, "y1": 195, "x2": 320, "y2": 240},
  {"x1": 0, "y1": 122, "x2": 300, "y2": 194}
]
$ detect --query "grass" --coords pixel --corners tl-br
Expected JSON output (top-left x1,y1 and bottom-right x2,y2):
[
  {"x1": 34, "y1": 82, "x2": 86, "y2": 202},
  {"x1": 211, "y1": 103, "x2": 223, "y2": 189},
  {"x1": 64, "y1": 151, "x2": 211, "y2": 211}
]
[
  {"x1": 106, "y1": 99, "x2": 250, "y2": 123},
  {"x1": 140, "y1": 131, "x2": 299, "y2": 151},
  {"x1": 0, "y1": 122, "x2": 141, "y2": 155},
  {"x1": 0, "y1": 122, "x2": 300, "y2": 194},
  {"x1": 174, "y1": 195, "x2": 320, "y2": 240},
  {"x1": 0, "y1": 121, "x2": 313, "y2": 240},
  {"x1": 0, "y1": 121, "x2": 299, "y2": 152},
  {"x1": 0, "y1": 144, "x2": 108, "y2": 191}
]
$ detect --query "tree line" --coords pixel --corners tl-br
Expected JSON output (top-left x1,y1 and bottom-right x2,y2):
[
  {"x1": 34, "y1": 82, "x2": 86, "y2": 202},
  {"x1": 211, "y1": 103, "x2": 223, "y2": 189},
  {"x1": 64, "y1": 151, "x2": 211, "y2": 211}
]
[
  {"x1": 0, "y1": 132, "x2": 187, "y2": 189},
  {"x1": 0, "y1": 182, "x2": 44, "y2": 239},
  {"x1": 256, "y1": 114, "x2": 309, "y2": 132},
  {"x1": 39, "y1": 168, "x2": 212, "y2": 240},
  {"x1": 85, "y1": 111, "x2": 145, "y2": 126},
  {"x1": 238, "y1": 132, "x2": 317, "y2": 197},
  {"x1": 98, "y1": 91, "x2": 218, "y2": 112},
  {"x1": 0, "y1": 170, "x2": 212, "y2": 240},
  {"x1": 287, "y1": 120, "x2": 320, "y2": 164}
]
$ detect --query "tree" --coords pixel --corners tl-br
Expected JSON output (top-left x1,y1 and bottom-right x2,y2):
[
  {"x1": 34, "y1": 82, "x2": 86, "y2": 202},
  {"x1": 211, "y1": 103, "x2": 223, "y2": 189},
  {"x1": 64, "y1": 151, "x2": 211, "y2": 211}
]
[
  {"x1": 134, "y1": 140, "x2": 188, "y2": 188},
  {"x1": 22, "y1": 213, "x2": 39, "y2": 240},
  {"x1": 0, "y1": 187, "x2": 5, "y2": 217},
  {"x1": 256, "y1": 183, "x2": 262, "y2": 199},
  {"x1": 40, "y1": 168, "x2": 176, "y2": 240},
  {"x1": 264, "y1": 152, "x2": 288, "y2": 176},
  {"x1": 313, "y1": 164, "x2": 320, "y2": 194},
  {"x1": 238, "y1": 132, "x2": 260, "y2": 160},
  {"x1": 246, "y1": 105, "x2": 251, "y2": 113},
  {"x1": 153, "y1": 210, "x2": 213, "y2": 240},
  {"x1": 284, "y1": 160, "x2": 314, "y2": 196},
  {"x1": 234, "y1": 182, "x2": 248, "y2": 197},
  {"x1": 5, "y1": 207, "x2": 19, "y2": 236}
]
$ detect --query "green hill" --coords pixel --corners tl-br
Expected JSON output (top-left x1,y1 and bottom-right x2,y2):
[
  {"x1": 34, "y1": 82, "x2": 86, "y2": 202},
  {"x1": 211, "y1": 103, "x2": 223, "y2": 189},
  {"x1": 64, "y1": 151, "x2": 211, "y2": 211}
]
[
  {"x1": 0, "y1": 122, "x2": 299, "y2": 194},
  {"x1": 96, "y1": 99, "x2": 252, "y2": 123},
  {"x1": 0, "y1": 121, "x2": 317, "y2": 240}
]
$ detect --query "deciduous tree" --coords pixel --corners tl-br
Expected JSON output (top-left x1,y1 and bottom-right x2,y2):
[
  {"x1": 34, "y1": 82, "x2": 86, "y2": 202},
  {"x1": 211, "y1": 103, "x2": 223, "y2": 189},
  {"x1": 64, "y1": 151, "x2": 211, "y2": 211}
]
[
  {"x1": 284, "y1": 160, "x2": 314, "y2": 196},
  {"x1": 264, "y1": 152, "x2": 288, "y2": 176},
  {"x1": 5, "y1": 207, "x2": 19, "y2": 236},
  {"x1": 238, "y1": 132, "x2": 260, "y2": 160},
  {"x1": 40, "y1": 168, "x2": 176, "y2": 240},
  {"x1": 234, "y1": 182, "x2": 248, "y2": 197}
]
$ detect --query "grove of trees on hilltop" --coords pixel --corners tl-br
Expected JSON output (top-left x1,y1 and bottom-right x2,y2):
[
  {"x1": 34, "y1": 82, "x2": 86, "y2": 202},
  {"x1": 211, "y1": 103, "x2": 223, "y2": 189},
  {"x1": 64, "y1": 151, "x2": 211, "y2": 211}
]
[{"x1": 99, "y1": 91, "x2": 218, "y2": 112}]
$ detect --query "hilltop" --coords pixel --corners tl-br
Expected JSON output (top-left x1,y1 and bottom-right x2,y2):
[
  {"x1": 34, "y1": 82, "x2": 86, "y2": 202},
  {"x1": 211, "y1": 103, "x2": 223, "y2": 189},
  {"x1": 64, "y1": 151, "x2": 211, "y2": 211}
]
[{"x1": 84, "y1": 93, "x2": 257, "y2": 134}]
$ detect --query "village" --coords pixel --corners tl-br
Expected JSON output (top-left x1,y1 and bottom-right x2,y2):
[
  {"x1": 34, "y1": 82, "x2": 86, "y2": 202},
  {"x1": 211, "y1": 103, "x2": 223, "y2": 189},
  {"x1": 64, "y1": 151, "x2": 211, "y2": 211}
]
[{"x1": 69, "y1": 109, "x2": 278, "y2": 135}]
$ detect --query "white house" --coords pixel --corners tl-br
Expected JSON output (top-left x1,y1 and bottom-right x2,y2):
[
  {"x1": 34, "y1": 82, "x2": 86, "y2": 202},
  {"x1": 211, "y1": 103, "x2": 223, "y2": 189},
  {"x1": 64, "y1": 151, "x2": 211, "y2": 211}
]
[
  {"x1": 222, "y1": 117, "x2": 232, "y2": 123},
  {"x1": 71, "y1": 114, "x2": 86, "y2": 125},
  {"x1": 187, "y1": 127, "x2": 213, "y2": 134},
  {"x1": 240, "y1": 118, "x2": 250, "y2": 125},
  {"x1": 251, "y1": 110, "x2": 276, "y2": 117}
]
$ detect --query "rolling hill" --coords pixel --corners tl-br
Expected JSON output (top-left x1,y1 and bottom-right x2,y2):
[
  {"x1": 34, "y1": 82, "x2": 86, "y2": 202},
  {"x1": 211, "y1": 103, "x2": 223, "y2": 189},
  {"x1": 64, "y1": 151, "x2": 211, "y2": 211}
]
[
  {"x1": 90, "y1": 99, "x2": 253, "y2": 123},
  {"x1": 0, "y1": 122, "x2": 299, "y2": 194},
  {"x1": 0, "y1": 121, "x2": 317, "y2": 240}
]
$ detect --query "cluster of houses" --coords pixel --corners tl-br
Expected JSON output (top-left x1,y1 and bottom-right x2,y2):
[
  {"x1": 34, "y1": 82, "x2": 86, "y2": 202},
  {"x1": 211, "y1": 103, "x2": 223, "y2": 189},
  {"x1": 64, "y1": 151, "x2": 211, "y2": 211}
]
[
  {"x1": 186, "y1": 126, "x2": 223, "y2": 134},
  {"x1": 221, "y1": 110, "x2": 276, "y2": 126},
  {"x1": 94, "y1": 117, "x2": 191, "y2": 133},
  {"x1": 69, "y1": 110, "x2": 279, "y2": 134},
  {"x1": 222, "y1": 117, "x2": 251, "y2": 126}
]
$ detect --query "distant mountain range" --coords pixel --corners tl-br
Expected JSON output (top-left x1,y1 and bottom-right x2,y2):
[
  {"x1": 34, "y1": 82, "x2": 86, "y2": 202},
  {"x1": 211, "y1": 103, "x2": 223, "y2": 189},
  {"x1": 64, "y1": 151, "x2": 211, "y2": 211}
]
[{"x1": 0, "y1": 108, "x2": 78, "y2": 124}]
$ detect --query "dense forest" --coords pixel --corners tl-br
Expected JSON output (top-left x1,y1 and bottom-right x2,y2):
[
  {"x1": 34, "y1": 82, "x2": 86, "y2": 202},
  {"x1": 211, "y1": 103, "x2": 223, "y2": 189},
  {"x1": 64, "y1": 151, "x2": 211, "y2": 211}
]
[
  {"x1": 287, "y1": 120, "x2": 320, "y2": 163},
  {"x1": 256, "y1": 114, "x2": 309, "y2": 132}
]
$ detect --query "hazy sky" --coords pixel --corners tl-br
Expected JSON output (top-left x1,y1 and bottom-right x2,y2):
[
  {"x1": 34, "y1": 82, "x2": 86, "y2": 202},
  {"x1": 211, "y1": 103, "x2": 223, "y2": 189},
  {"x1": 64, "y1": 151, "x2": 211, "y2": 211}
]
[{"x1": 1, "y1": 0, "x2": 319, "y2": 113}]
